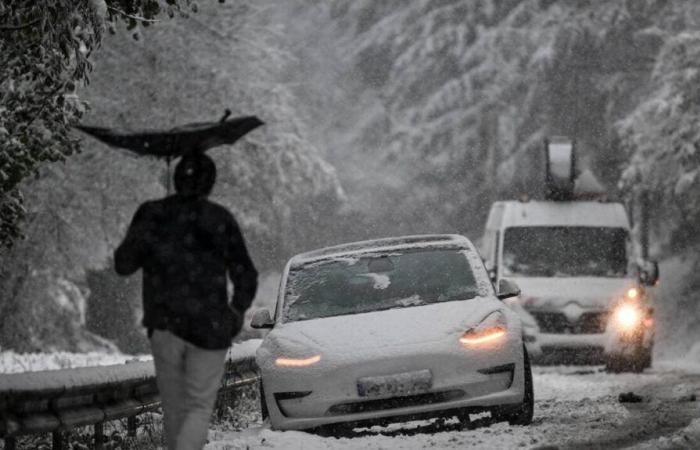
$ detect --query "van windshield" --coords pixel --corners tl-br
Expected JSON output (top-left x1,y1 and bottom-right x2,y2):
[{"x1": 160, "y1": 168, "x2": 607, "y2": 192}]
[{"x1": 502, "y1": 227, "x2": 628, "y2": 277}]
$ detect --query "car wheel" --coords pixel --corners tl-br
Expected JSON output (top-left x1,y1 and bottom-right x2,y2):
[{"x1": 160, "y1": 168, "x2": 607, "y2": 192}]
[
  {"x1": 495, "y1": 345, "x2": 534, "y2": 426},
  {"x1": 259, "y1": 380, "x2": 269, "y2": 421}
]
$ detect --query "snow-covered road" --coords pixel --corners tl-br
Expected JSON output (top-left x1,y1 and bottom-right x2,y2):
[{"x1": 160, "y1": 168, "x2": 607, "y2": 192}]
[{"x1": 206, "y1": 362, "x2": 700, "y2": 450}]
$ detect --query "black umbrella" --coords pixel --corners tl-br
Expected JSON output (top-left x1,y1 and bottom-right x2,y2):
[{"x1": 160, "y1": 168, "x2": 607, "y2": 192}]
[
  {"x1": 76, "y1": 111, "x2": 264, "y2": 193},
  {"x1": 75, "y1": 111, "x2": 264, "y2": 158}
]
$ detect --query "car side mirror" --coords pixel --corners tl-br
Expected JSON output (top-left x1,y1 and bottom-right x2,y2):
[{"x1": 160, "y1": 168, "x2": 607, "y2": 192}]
[
  {"x1": 497, "y1": 278, "x2": 521, "y2": 300},
  {"x1": 250, "y1": 309, "x2": 274, "y2": 329},
  {"x1": 639, "y1": 260, "x2": 660, "y2": 287}
]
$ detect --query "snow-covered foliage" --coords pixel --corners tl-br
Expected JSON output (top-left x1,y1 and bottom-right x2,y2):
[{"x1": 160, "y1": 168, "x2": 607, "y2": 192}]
[
  {"x1": 0, "y1": 1, "x2": 344, "y2": 352},
  {"x1": 618, "y1": 25, "x2": 700, "y2": 253},
  {"x1": 4, "y1": 0, "x2": 700, "y2": 357},
  {"x1": 271, "y1": 0, "x2": 695, "y2": 243},
  {"x1": 0, "y1": 0, "x2": 201, "y2": 248}
]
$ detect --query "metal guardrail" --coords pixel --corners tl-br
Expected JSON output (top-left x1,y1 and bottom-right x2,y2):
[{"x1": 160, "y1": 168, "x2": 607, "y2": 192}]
[{"x1": 0, "y1": 355, "x2": 260, "y2": 449}]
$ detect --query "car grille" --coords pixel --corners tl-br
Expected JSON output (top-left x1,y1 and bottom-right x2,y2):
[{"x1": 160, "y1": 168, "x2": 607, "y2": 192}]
[
  {"x1": 326, "y1": 390, "x2": 465, "y2": 416},
  {"x1": 531, "y1": 311, "x2": 609, "y2": 334}
]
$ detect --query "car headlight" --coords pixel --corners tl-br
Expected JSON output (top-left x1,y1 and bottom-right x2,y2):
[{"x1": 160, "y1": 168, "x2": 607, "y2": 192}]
[
  {"x1": 275, "y1": 355, "x2": 321, "y2": 367},
  {"x1": 612, "y1": 303, "x2": 642, "y2": 331},
  {"x1": 460, "y1": 312, "x2": 507, "y2": 347}
]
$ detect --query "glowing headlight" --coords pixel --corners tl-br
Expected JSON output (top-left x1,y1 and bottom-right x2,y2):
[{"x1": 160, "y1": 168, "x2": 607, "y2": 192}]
[
  {"x1": 460, "y1": 327, "x2": 506, "y2": 345},
  {"x1": 626, "y1": 287, "x2": 640, "y2": 300},
  {"x1": 613, "y1": 304, "x2": 641, "y2": 331},
  {"x1": 275, "y1": 355, "x2": 321, "y2": 367},
  {"x1": 460, "y1": 312, "x2": 507, "y2": 347}
]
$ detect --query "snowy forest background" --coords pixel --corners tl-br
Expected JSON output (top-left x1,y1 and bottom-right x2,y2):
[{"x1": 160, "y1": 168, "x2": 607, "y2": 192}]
[{"x1": 1, "y1": 0, "x2": 699, "y2": 360}]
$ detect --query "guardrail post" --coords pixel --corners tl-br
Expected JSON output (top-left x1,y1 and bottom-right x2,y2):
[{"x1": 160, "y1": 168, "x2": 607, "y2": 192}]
[
  {"x1": 5, "y1": 437, "x2": 17, "y2": 450},
  {"x1": 95, "y1": 421, "x2": 104, "y2": 450},
  {"x1": 127, "y1": 416, "x2": 137, "y2": 437},
  {"x1": 52, "y1": 430, "x2": 66, "y2": 450}
]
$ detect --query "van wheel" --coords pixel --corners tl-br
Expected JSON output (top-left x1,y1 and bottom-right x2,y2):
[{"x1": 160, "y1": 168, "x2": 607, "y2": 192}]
[{"x1": 606, "y1": 351, "x2": 648, "y2": 373}]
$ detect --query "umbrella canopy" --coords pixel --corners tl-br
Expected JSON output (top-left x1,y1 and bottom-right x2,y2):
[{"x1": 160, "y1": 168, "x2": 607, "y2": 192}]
[{"x1": 75, "y1": 112, "x2": 264, "y2": 158}]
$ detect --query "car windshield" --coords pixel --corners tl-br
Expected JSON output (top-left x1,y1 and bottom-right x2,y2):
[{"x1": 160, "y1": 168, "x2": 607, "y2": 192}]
[
  {"x1": 502, "y1": 226, "x2": 628, "y2": 278},
  {"x1": 283, "y1": 249, "x2": 480, "y2": 322}
]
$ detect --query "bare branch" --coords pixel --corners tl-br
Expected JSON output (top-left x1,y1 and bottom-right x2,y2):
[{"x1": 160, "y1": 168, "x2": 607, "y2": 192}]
[
  {"x1": 0, "y1": 18, "x2": 41, "y2": 31},
  {"x1": 108, "y1": 6, "x2": 161, "y2": 23}
]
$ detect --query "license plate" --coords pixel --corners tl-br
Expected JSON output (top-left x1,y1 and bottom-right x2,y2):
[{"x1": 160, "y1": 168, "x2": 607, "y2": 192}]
[{"x1": 357, "y1": 369, "x2": 432, "y2": 398}]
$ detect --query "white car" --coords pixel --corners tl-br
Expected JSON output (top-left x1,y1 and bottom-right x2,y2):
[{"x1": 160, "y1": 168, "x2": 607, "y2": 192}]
[{"x1": 251, "y1": 235, "x2": 533, "y2": 432}]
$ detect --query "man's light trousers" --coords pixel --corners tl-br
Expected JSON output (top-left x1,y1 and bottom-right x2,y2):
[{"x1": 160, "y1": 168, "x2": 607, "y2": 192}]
[{"x1": 151, "y1": 329, "x2": 227, "y2": 450}]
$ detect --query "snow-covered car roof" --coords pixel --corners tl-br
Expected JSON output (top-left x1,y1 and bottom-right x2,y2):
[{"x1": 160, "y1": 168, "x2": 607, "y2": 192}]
[
  {"x1": 290, "y1": 234, "x2": 477, "y2": 267},
  {"x1": 280, "y1": 234, "x2": 495, "y2": 323}
]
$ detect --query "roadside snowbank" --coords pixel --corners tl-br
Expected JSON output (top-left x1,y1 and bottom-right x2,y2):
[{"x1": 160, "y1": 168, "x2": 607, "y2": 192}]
[
  {"x1": 0, "y1": 339, "x2": 261, "y2": 375},
  {"x1": 0, "y1": 350, "x2": 150, "y2": 374}
]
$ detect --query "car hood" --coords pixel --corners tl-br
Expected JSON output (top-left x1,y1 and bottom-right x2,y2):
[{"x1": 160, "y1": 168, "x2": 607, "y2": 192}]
[
  {"x1": 510, "y1": 276, "x2": 637, "y2": 311},
  {"x1": 262, "y1": 298, "x2": 501, "y2": 354}
]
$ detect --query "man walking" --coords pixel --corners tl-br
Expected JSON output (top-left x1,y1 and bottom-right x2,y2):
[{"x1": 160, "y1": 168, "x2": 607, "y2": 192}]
[{"x1": 115, "y1": 153, "x2": 258, "y2": 450}]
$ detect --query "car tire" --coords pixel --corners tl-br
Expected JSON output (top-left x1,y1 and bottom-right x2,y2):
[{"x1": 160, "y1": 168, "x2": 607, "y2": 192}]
[
  {"x1": 259, "y1": 381, "x2": 269, "y2": 421},
  {"x1": 495, "y1": 345, "x2": 534, "y2": 426}
]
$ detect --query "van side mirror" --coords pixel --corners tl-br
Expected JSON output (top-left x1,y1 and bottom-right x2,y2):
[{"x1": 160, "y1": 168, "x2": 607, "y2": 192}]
[
  {"x1": 250, "y1": 309, "x2": 275, "y2": 329},
  {"x1": 497, "y1": 279, "x2": 521, "y2": 300},
  {"x1": 639, "y1": 260, "x2": 659, "y2": 287}
]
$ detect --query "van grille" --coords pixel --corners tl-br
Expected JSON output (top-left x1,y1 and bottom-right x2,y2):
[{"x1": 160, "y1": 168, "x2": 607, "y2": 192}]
[{"x1": 532, "y1": 311, "x2": 608, "y2": 334}]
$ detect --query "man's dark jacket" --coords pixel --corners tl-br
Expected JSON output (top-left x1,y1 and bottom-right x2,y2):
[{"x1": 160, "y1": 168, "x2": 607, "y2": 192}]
[{"x1": 115, "y1": 195, "x2": 258, "y2": 350}]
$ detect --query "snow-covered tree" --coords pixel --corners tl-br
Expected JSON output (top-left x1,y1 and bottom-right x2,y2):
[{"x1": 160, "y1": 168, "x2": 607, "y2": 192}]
[
  {"x1": 0, "y1": 1, "x2": 344, "y2": 352},
  {"x1": 0, "y1": 0, "x2": 201, "y2": 248}
]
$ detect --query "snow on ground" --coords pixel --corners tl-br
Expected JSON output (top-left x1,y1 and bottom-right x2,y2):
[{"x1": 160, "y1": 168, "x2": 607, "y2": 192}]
[
  {"x1": 206, "y1": 363, "x2": 700, "y2": 450},
  {"x1": 635, "y1": 418, "x2": 700, "y2": 450}
]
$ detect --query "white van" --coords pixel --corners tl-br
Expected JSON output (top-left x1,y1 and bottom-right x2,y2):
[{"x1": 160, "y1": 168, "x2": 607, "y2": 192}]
[
  {"x1": 481, "y1": 199, "x2": 657, "y2": 371},
  {"x1": 481, "y1": 139, "x2": 658, "y2": 371}
]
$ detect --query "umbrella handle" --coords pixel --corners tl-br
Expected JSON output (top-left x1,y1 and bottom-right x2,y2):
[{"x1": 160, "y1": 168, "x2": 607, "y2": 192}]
[{"x1": 220, "y1": 109, "x2": 232, "y2": 123}]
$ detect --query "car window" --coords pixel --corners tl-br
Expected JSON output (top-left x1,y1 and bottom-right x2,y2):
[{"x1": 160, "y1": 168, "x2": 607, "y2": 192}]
[{"x1": 283, "y1": 249, "x2": 482, "y2": 322}]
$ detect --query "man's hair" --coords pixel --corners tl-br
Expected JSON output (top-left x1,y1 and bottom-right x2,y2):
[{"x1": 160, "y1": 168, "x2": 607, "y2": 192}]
[{"x1": 173, "y1": 153, "x2": 217, "y2": 197}]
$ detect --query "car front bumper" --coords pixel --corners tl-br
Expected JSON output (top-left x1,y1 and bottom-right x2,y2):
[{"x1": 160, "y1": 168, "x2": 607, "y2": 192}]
[{"x1": 259, "y1": 338, "x2": 526, "y2": 430}]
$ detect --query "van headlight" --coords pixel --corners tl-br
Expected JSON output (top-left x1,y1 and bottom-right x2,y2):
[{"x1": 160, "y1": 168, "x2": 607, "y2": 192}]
[{"x1": 612, "y1": 304, "x2": 642, "y2": 332}]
